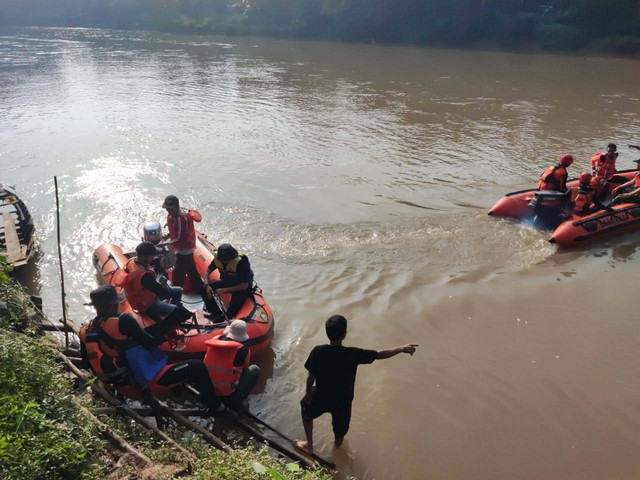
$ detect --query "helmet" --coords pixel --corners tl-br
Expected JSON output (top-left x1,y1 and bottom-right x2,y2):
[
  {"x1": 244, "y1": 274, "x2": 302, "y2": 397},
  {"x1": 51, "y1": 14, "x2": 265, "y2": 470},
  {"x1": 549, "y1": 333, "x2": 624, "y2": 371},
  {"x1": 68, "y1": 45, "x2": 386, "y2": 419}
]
[
  {"x1": 560, "y1": 154, "x2": 574, "y2": 167},
  {"x1": 215, "y1": 243, "x2": 238, "y2": 261},
  {"x1": 579, "y1": 172, "x2": 592, "y2": 183}
]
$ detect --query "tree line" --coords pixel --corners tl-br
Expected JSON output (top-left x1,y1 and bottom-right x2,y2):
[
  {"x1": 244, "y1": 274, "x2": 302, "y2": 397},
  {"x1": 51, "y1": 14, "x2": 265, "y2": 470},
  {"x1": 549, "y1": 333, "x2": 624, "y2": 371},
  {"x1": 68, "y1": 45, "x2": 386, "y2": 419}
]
[{"x1": 1, "y1": 0, "x2": 640, "y2": 53}]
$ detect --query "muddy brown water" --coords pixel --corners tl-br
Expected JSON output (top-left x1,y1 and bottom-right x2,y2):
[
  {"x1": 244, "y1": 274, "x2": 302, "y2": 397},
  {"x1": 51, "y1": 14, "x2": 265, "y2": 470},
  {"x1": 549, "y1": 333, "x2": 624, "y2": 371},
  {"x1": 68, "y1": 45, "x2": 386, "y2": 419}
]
[{"x1": 2, "y1": 26, "x2": 640, "y2": 479}]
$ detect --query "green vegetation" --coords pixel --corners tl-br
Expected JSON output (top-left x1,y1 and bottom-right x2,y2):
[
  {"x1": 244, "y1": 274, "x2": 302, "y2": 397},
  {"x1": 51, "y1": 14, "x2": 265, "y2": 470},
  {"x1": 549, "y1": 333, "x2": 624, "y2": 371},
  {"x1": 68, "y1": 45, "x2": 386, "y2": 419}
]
[
  {"x1": 0, "y1": 255, "x2": 333, "y2": 479},
  {"x1": 1, "y1": 0, "x2": 640, "y2": 53},
  {"x1": 0, "y1": 255, "x2": 105, "y2": 480}
]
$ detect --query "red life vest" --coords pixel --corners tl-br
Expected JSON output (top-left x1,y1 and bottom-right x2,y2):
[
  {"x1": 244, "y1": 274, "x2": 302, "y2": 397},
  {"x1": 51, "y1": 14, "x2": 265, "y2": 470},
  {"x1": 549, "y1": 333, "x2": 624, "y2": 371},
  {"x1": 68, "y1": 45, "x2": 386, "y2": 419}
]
[
  {"x1": 203, "y1": 335, "x2": 246, "y2": 396},
  {"x1": 573, "y1": 188, "x2": 595, "y2": 214},
  {"x1": 122, "y1": 258, "x2": 156, "y2": 312},
  {"x1": 634, "y1": 173, "x2": 640, "y2": 188},
  {"x1": 538, "y1": 164, "x2": 567, "y2": 191},
  {"x1": 591, "y1": 153, "x2": 616, "y2": 180},
  {"x1": 167, "y1": 211, "x2": 198, "y2": 251}
]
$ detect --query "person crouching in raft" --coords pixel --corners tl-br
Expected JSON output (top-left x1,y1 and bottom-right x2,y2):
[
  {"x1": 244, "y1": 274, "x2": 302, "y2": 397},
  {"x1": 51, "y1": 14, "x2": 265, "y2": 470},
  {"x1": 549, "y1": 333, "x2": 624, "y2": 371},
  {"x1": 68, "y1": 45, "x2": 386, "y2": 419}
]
[
  {"x1": 121, "y1": 241, "x2": 191, "y2": 327},
  {"x1": 611, "y1": 159, "x2": 640, "y2": 205},
  {"x1": 569, "y1": 172, "x2": 614, "y2": 215},
  {"x1": 201, "y1": 243, "x2": 254, "y2": 321},
  {"x1": 293, "y1": 315, "x2": 418, "y2": 455},
  {"x1": 162, "y1": 195, "x2": 203, "y2": 292},
  {"x1": 203, "y1": 319, "x2": 261, "y2": 411},
  {"x1": 538, "y1": 154, "x2": 573, "y2": 191},
  {"x1": 80, "y1": 285, "x2": 228, "y2": 415}
]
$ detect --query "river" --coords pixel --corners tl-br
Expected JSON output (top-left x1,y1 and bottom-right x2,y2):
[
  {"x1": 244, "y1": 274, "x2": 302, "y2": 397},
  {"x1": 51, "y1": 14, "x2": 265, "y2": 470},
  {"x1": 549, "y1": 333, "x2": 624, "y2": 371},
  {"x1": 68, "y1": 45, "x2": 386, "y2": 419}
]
[{"x1": 2, "y1": 26, "x2": 640, "y2": 479}]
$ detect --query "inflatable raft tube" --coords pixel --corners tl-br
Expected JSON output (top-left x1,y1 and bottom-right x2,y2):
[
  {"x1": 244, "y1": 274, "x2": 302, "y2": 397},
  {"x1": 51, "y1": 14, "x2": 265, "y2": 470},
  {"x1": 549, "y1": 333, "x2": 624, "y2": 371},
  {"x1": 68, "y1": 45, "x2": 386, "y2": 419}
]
[{"x1": 92, "y1": 231, "x2": 274, "y2": 359}]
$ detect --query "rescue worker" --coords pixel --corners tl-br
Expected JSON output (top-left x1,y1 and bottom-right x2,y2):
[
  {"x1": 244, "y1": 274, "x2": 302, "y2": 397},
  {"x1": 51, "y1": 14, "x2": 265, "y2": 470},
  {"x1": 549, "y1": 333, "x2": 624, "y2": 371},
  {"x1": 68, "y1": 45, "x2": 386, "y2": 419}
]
[
  {"x1": 203, "y1": 319, "x2": 260, "y2": 410},
  {"x1": 202, "y1": 243, "x2": 254, "y2": 320},
  {"x1": 538, "y1": 154, "x2": 573, "y2": 191},
  {"x1": 570, "y1": 172, "x2": 613, "y2": 215},
  {"x1": 611, "y1": 159, "x2": 640, "y2": 205},
  {"x1": 121, "y1": 241, "x2": 190, "y2": 324},
  {"x1": 162, "y1": 195, "x2": 203, "y2": 292},
  {"x1": 591, "y1": 143, "x2": 627, "y2": 189},
  {"x1": 80, "y1": 285, "x2": 227, "y2": 414}
]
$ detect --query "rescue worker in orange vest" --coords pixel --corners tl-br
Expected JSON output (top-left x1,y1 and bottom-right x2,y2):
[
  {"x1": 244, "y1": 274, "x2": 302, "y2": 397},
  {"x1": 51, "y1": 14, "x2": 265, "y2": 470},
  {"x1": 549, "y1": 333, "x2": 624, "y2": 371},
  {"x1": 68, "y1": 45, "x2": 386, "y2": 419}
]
[
  {"x1": 570, "y1": 172, "x2": 613, "y2": 215},
  {"x1": 538, "y1": 154, "x2": 573, "y2": 191},
  {"x1": 80, "y1": 285, "x2": 228, "y2": 415},
  {"x1": 202, "y1": 243, "x2": 254, "y2": 320},
  {"x1": 162, "y1": 195, "x2": 203, "y2": 292},
  {"x1": 611, "y1": 158, "x2": 640, "y2": 205},
  {"x1": 122, "y1": 241, "x2": 190, "y2": 325},
  {"x1": 591, "y1": 143, "x2": 626, "y2": 195},
  {"x1": 203, "y1": 319, "x2": 260, "y2": 410}
]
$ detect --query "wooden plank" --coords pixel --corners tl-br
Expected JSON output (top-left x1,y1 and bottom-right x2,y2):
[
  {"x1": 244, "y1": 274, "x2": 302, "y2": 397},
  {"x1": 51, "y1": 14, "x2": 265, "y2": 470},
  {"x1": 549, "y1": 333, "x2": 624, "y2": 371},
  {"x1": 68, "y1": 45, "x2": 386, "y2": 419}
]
[{"x1": 3, "y1": 211, "x2": 22, "y2": 263}]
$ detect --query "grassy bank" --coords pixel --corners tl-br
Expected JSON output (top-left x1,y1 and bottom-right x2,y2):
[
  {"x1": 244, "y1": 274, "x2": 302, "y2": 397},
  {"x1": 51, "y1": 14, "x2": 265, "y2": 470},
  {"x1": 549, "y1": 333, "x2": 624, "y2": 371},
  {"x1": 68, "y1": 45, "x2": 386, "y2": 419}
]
[{"x1": 0, "y1": 255, "x2": 333, "y2": 479}]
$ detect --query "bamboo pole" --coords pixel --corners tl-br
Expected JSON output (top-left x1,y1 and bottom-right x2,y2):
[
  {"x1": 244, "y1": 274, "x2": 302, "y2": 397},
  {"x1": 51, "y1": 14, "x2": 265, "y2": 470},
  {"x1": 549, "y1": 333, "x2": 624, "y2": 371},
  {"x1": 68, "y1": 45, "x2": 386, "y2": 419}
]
[
  {"x1": 244, "y1": 411, "x2": 336, "y2": 469},
  {"x1": 74, "y1": 400, "x2": 153, "y2": 466},
  {"x1": 57, "y1": 352, "x2": 196, "y2": 460},
  {"x1": 149, "y1": 398, "x2": 232, "y2": 452},
  {"x1": 181, "y1": 385, "x2": 320, "y2": 468},
  {"x1": 53, "y1": 176, "x2": 69, "y2": 349},
  {"x1": 93, "y1": 407, "x2": 209, "y2": 417}
]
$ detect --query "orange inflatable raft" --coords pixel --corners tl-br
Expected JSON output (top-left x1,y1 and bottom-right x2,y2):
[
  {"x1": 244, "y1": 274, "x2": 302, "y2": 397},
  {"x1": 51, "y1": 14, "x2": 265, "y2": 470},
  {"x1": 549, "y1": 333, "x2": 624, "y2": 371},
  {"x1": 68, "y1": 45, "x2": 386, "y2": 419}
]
[
  {"x1": 92, "y1": 231, "x2": 274, "y2": 359},
  {"x1": 488, "y1": 169, "x2": 640, "y2": 247}
]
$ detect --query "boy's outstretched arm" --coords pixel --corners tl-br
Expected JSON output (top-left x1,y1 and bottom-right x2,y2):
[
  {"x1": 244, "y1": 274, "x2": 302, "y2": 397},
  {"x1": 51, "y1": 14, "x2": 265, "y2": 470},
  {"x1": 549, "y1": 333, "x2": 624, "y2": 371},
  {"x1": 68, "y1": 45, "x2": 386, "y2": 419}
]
[{"x1": 376, "y1": 344, "x2": 419, "y2": 359}]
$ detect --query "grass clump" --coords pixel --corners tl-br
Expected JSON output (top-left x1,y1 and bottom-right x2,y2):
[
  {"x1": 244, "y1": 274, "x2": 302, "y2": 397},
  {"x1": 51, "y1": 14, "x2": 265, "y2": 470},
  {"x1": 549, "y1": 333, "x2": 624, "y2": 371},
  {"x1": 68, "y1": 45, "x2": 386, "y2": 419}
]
[{"x1": 0, "y1": 255, "x2": 105, "y2": 479}]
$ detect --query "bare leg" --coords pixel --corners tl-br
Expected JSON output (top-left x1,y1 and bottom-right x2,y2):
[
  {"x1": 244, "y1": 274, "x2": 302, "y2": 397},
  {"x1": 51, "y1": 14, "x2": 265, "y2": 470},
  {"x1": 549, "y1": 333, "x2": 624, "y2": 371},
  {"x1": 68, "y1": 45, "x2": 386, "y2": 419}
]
[{"x1": 293, "y1": 418, "x2": 314, "y2": 454}]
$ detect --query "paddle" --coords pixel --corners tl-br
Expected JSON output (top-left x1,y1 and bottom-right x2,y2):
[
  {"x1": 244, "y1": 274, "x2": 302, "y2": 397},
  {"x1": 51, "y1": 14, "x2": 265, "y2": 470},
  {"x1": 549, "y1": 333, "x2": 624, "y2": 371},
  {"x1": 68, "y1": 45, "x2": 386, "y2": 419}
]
[{"x1": 629, "y1": 145, "x2": 640, "y2": 151}]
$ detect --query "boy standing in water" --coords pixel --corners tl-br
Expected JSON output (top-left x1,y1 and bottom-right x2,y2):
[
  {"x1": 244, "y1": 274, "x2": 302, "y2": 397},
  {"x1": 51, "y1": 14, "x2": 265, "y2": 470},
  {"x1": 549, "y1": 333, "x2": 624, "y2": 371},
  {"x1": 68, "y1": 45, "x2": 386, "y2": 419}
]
[{"x1": 294, "y1": 315, "x2": 418, "y2": 455}]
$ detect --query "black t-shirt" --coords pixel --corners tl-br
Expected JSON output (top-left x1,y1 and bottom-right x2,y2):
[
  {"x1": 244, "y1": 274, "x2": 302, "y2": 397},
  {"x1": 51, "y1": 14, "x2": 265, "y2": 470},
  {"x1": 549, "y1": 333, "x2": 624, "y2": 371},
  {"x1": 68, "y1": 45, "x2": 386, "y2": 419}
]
[{"x1": 304, "y1": 345, "x2": 377, "y2": 406}]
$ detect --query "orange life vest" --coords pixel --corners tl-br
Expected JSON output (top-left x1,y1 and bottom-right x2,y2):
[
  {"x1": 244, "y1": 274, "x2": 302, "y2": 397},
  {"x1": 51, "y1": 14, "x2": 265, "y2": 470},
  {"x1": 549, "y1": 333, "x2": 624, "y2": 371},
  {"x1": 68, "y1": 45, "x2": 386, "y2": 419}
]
[
  {"x1": 167, "y1": 211, "x2": 198, "y2": 251},
  {"x1": 79, "y1": 317, "x2": 147, "y2": 400},
  {"x1": 79, "y1": 317, "x2": 131, "y2": 384},
  {"x1": 591, "y1": 153, "x2": 616, "y2": 180},
  {"x1": 538, "y1": 164, "x2": 567, "y2": 191},
  {"x1": 573, "y1": 188, "x2": 595, "y2": 214},
  {"x1": 203, "y1": 335, "x2": 247, "y2": 396},
  {"x1": 634, "y1": 173, "x2": 640, "y2": 188},
  {"x1": 122, "y1": 258, "x2": 157, "y2": 312}
]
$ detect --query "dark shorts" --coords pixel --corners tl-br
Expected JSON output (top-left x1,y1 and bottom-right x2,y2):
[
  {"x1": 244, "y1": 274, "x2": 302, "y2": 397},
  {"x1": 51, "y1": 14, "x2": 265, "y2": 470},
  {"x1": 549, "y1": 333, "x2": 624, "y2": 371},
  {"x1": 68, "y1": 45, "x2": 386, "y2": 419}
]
[{"x1": 301, "y1": 394, "x2": 352, "y2": 438}]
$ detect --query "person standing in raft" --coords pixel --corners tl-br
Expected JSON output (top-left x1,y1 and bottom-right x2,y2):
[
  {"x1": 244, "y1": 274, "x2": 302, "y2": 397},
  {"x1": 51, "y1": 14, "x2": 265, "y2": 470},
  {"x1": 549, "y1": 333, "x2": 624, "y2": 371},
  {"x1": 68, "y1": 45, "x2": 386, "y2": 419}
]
[
  {"x1": 591, "y1": 143, "x2": 627, "y2": 196},
  {"x1": 293, "y1": 315, "x2": 418, "y2": 455},
  {"x1": 121, "y1": 241, "x2": 190, "y2": 326},
  {"x1": 538, "y1": 154, "x2": 573, "y2": 191},
  {"x1": 201, "y1": 243, "x2": 254, "y2": 320},
  {"x1": 80, "y1": 285, "x2": 227, "y2": 415},
  {"x1": 203, "y1": 319, "x2": 261, "y2": 410},
  {"x1": 611, "y1": 159, "x2": 640, "y2": 205},
  {"x1": 162, "y1": 195, "x2": 203, "y2": 292}
]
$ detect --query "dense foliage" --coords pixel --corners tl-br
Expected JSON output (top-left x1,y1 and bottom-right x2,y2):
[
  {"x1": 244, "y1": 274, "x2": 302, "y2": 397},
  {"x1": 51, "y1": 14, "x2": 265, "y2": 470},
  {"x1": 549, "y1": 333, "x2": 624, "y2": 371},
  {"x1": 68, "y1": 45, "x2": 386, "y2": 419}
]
[
  {"x1": 0, "y1": 256, "x2": 103, "y2": 480},
  {"x1": 1, "y1": 0, "x2": 640, "y2": 53}
]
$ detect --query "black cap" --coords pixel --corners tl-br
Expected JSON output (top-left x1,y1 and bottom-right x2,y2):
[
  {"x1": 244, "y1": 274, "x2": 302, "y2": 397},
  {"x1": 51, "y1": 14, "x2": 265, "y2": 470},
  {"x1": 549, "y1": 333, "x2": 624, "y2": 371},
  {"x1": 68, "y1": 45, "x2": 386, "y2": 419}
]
[
  {"x1": 162, "y1": 195, "x2": 179, "y2": 208},
  {"x1": 136, "y1": 241, "x2": 160, "y2": 257},
  {"x1": 89, "y1": 285, "x2": 124, "y2": 308},
  {"x1": 215, "y1": 243, "x2": 238, "y2": 261}
]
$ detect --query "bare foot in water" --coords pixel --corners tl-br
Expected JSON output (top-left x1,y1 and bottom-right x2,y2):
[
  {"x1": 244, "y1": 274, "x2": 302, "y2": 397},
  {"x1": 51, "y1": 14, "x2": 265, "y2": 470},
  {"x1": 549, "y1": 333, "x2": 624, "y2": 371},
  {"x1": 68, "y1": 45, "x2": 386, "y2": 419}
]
[{"x1": 293, "y1": 440, "x2": 313, "y2": 455}]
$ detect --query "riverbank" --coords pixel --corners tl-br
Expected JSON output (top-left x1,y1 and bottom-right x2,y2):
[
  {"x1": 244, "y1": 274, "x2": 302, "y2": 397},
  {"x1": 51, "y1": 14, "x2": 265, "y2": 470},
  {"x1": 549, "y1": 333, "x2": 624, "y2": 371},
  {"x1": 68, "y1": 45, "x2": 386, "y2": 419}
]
[
  {"x1": 0, "y1": 256, "x2": 332, "y2": 479},
  {"x1": 2, "y1": 0, "x2": 640, "y2": 56}
]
